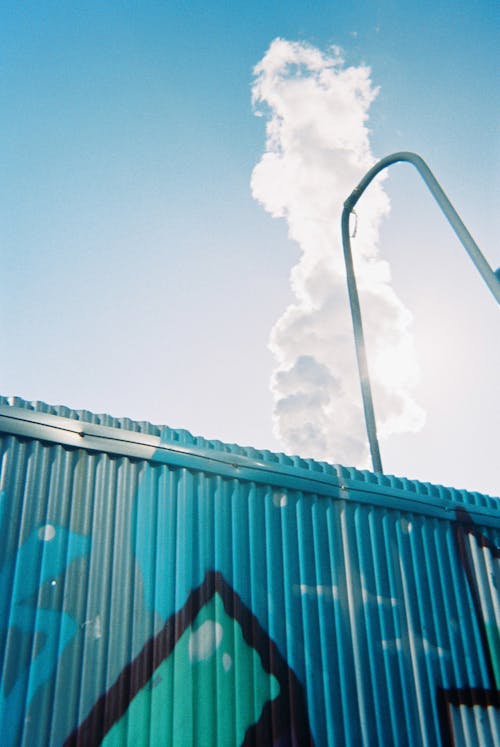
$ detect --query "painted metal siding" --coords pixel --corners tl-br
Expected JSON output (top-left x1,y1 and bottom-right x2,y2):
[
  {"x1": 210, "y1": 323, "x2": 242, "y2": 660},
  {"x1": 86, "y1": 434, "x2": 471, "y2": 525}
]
[{"x1": 0, "y1": 397, "x2": 498, "y2": 746}]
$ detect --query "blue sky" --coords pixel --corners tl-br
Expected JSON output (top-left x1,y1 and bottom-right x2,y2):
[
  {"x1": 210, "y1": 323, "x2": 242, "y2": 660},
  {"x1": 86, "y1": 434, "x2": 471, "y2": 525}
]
[{"x1": 1, "y1": 1, "x2": 498, "y2": 494}]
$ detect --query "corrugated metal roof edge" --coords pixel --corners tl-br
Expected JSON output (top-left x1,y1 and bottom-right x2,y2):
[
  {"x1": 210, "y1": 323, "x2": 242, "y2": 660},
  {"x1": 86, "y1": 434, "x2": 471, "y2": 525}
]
[{"x1": 1, "y1": 396, "x2": 498, "y2": 523}]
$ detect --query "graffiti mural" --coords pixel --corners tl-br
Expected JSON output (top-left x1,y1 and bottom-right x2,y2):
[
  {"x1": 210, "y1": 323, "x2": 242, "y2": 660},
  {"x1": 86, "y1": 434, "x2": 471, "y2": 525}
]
[
  {"x1": 65, "y1": 572, "x2": 313, "y2": 746},
  {"x1": 0, "y1": 491, "x2": 90, "y2": 747},
  {"x1": 436, "y1": 511, "x2": 500, "y2": 746},
  {"x1": 0, "y1": 414, "x2": 499, "y2": 746}
]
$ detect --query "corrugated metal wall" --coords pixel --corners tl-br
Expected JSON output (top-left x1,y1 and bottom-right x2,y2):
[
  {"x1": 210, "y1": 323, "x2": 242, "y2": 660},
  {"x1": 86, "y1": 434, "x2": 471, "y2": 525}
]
[{"x1": 0, "y1": 397, "x2": 498, "y2": 746}]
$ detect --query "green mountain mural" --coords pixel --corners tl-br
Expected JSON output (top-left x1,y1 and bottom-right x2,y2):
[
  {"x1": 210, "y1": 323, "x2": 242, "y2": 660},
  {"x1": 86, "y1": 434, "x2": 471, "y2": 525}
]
[
  {"x1": 65, "y1": 572, "x2": 314, "y2": 746},
  {"x1": 102, "y1": 593, "x2": 280, "y2": 746}
]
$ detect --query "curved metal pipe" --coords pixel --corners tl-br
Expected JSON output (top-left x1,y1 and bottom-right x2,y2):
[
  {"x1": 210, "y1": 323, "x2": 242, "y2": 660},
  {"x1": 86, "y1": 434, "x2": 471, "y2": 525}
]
[{"x1": 341, "y1": 151, "x2": 499, "y2": 474}]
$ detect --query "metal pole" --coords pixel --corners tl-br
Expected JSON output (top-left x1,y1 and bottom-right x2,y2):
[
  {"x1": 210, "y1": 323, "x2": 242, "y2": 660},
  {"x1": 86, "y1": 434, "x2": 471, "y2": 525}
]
[{"x1": 341, "y1": 151, "x2": 500, "y2": 474}]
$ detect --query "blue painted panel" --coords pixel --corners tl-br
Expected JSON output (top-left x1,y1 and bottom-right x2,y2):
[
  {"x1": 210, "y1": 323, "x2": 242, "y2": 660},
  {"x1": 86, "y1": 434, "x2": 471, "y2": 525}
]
[{"x1": 0, "y1": 397, "x2": 498, "y2": 746}]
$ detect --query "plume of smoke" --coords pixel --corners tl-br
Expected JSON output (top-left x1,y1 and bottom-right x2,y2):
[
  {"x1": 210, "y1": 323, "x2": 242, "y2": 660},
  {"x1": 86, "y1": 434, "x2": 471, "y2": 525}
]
[{"x1": 251, "y1": 39, "x2": 425, "y2": 467}]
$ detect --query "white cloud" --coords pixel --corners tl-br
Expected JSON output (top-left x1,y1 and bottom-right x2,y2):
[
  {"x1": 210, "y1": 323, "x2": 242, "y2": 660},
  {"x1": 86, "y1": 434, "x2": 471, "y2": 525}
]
[{"x1": 252, "y1": 39, "x2": 425, "y2": 467}]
